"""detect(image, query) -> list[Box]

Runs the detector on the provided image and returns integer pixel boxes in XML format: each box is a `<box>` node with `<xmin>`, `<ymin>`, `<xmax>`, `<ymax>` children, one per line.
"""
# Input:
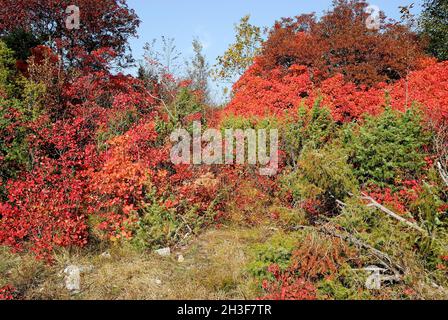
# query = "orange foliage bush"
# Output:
<box><xmin>224</xmin><ymin>59</ymin><xmax>448</xmax><ymax>125</ymax></box>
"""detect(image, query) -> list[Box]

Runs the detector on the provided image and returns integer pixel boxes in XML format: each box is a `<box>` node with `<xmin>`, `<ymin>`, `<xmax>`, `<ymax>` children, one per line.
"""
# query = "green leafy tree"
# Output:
<box><xmin>0</xmin><ymin>42</ymin><xmax>28</xmax><ymax>192</ymax></box>
<box><xmin>212</xmin><ymin>15</ymin><xmax>263</xmax><ymax>83</ymax></box>
<box><xmin>171</xmin><ymin>87</ymin><xmax>203</xmax><ymax>126</ymax></box>
<box><xmin>420</xmin><ymin>0</ymin><xmax>448</xmax><ymax>61</ymax></box>
<box><xmin>1</xmin><ymin>29</ymin><xmax>41</xmax><ymax>61</ymax></box>
<box><xmin>0</xmin><ymin>41</ymin><xmax>50</xmax><ymax>196</ymax></box>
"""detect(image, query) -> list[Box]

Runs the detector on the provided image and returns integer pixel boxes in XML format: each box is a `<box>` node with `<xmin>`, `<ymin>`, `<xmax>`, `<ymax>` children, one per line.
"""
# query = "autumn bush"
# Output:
<box><xmin>259</xmin><ymin>0</ymin><xmax>426</xmax><ymax>87</ymax></box>
<box><xmin>279</xmin><ymin>145</ymin><xmax>357</xmax><ymax>217</ymax></box>
<box><xmin>0</xmin><ymin>285</ymin><xmax>16</xmax><ymax>300</ymax></box>
<box><xmin>0</xmin><ymin>39</ymin><xmax>226</xmax><ymax>260</ymax></box>
<box><xmin>0</xmin><ymin>0</ymin><xmax>140</xmax><ymax>66</ymax></box>
<box><xmin>250</xmin><ymin>230</ymin><xmax>361</xmax><ymax>300</ymax></box>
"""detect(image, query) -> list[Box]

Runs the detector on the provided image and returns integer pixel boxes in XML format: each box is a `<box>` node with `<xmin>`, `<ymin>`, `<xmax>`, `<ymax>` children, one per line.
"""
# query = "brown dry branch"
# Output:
<box><xmin>317</xmin><ymin>223</ymin><xmax>404</xmax><ymax>276</ymax></box>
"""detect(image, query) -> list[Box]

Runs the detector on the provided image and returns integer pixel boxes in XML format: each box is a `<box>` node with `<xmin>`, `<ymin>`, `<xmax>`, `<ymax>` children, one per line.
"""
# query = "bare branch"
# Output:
<box><xmin>438</xmin><ymin>162</ymin><xmax>448</xmax><ymax>187</ymax></box>
<box><xmin>430</xmin><ymin>119</ymin><xmax>448</xmax><ymax>186</ymax></box>
<box><xmin>147</xmin><ymin>91</ymin><xmax>176</xmax><ymax>122</ymax></box>
<box><xmin>361</xmin><ymin>193</ymin><xmax>427</xmax><ymax>235</ymax></box>
<box><xmin>319</xmin><ymin>223</ymin><xmax>404</xmax><ymax>274</ymax></box>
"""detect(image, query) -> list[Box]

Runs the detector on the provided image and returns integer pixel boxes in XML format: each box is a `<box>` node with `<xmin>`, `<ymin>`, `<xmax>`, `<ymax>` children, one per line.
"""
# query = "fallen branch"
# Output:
<box><xmin>319</xmin><ymin>223</ymin><xmax>404</xmax><ymax>274</ymax></box>
<box><xmin>360</xmin><ymin>193</ymin><xmax>427</xmax><ymax>235</ymax></box>
<box><xmin>437</xmin><ymin>162</ymin><xmax>448</xmax><ymax>187</ymax></box>
<box><xmin>335</xmin><ymin>199</ymin><xmax>347</xmax><ymax>210</ymax></box>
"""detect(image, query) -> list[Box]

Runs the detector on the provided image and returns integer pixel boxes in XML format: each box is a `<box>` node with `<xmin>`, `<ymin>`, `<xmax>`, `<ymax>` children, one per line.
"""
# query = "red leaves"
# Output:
<box><xmin>301</xmin><ymin>199</ymin><xmax>324</xmax><ymax>217</ymax></box>
<box><xmin>222</xmin><ymin>4</ymin><xmax>447</xmax><ymax>126</ymax></box>
<box><xmin>0</xmin><ymin>45</ymin><xmax>226</xmax><ymax>255</ymax></box>
<box><xmin>88</xmin><ymin>120</ymin><xmax>159</xmax><ymax>238</ymax></box>
<box><xmin>0</xmin><ymin>46</ymin><xmax>160</xmax><ymax>259</ymax></box>
<box><xmin>259</xmin><ymin>264</ymin><xmax>317</xmax><ymax>301</ymax></box>
<box><xmin>258</xmin><ymin>1</ymin><xmax>426</xmax><ymax>86</ymax></box>
<box><xmin>0</xmin><ymin>0</ymin><xmax>139</xmax><ymax>65</ymax></box>
<box><xmin>0</xmin><ymin>162</ymin><xmax>90</xmax><ymax>260</ymax></box>
<box><xmin>224</xmin><ymin>60</ymin><xmax>448</xmax><ymax>126</ymax></box>
<box><xmin>224</xmin><ymin>61</ymin><xmax>313</xmax><ymax>118</ymax></box>
<box><xmin>259</xmin><ymin>235</ymin><xmax>357</xmax><ymax>300</ymax></box>
<box><xmin>389</xmin><ymin>61</ymin><xmax>448</xmax><ymax>126</ymax></box>
<box><xmin>0</xmin><ymin>285</ymin><xmax>16</xmax><ymax>300</ymax></box>
<box><xmin>30</xmin><ymin>46</ymin><xmax>59</xmax><ymax>65</ymax></box>
<box><xmin>365</xmin><ymin>180</ymin><xmax>422</xmax><ymax>216</ymax></box>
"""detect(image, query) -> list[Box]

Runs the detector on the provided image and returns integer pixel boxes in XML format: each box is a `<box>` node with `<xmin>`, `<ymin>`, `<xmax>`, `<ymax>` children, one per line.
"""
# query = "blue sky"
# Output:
<box><xmin>126</xmin><ymin>0</ymin><xmax>423</xmax><ymax>101</ymax></box>
<box><xmin>127</xmin><ymin>0</ymin><xmax>422</xmax><ymax>70</ymax></box>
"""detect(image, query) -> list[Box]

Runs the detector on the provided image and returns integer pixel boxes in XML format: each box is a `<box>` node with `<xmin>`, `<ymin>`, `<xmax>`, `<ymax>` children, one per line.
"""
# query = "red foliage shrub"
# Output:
<box><xmin>0</xmin><ymin>162</ymin><xmax>89</xmax><ymax>259</ymax></box>
<box><xmin>0</xmin><ymin>285</ymin><xmax>16</xmax><ymax>300</ymax></box>
<box><xmin>88</xmin><ymin>118</ymin><xmax>164</xmax><ymax>239</ymax></box>
<box><xmin>0</xmin><ymin>41</ymin><xmax>227</xmax><ymax>256</ymax></box>
<box><xmin>224</xmin><ymin>62</ymin><xmax>313</xmax><ymax>119</ymax></box>
<box><xmin>365</xmin><ymin>180</ymin><xmax>422</xmax><ymax>216</ymax></box>
<box><xmin>259</xmin><ymin>235</ymin><xmax>357</xmax><ymax>300</ymax></box>
<box><xmin>389</xmin><ymin>61</ymin><xmax>448</xmax><ymax>125</ymax></box>
<box><xmin>0</xmin><ymin>47</ymin><xmax>161</xmax><ymax>259</ymax></box>
<box><xmin>259</xmin><ymin>264</ymin><xmax>317</xmax><ymax>300</ymax></box>
<box><xmin>30</xmin><ymin>46</ymin><xmax>60</xmax><ymax>65</ymax></box>
<box><xmin>301</xmin><ymin>199</ymin><xmax>324</xmax><ymax>217</ymax></box>
<box><xmin>224</xmin><ymin>59</ymin><xmax>448</xmax><ymax>126</ymax></box>
<box><xmin>289</xmin><ymin>235</ymin><xmax>357</xmax><ymax>280</ymax></box>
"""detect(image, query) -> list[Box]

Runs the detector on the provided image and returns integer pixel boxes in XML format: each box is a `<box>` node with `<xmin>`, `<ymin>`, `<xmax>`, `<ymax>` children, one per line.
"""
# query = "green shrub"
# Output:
<box><xmin>0</xmin><ymin>97</ymin><xmax>36</xmax><ymax>195</ymax></box>
<box><xmin>279</xmin><ymin>142</ymin><xmax>358</xmax><ymax>214</ymax></box>
<box><xmin>220</xmin><ymin>114</ymin><xmax>279</xmax><ymax>132</ymax></box>
<box><xmin>247</xmin><ymin>232</ymin><xmax>300</xmax><ymax>280</ymax></box>
<box><xmin>317</xmin><ymin>266</ymin><xmax>372</xmax><ymax>300</ymax></box>
<box><xmin>129</xmin><ymin>188</ymin><xmax>185</xmax><ymax>251</ymax></box>
<box><xmin>131</xmin><ymin>187</ymin><xmax>221</xmax><ymax>251</ymax></box>
<box><xmin>410</xmin><ymin>183</ymin><xmax>447</xmax><ymax>268</ymax></box>
<box><xmin>131</xmin><ymin>201</ymin><xmax>179</xmax><ymax>251</ymax></box>
<box><xmin>0</xmin><ymin>41</ymin><xmax>49</xmax><ymax>195</ymax></box>
<box><xmin>333</xmin><ymin>195</ymin><xmax>448</xmax><ymax>291</ymax></box>
<box><xmin>283</xmin><ymin>101</ymin><xmax>336</xmax><ymax>167</ymax></box>
<box><xmin>334</xmin><ymin>197</ymin><xmax>417</xmax><ymax>253</ymax></box>
<box><xmin>344</xmin><ymin>106</ymin><xmax>430</xmax><ymax>188</ymax></box>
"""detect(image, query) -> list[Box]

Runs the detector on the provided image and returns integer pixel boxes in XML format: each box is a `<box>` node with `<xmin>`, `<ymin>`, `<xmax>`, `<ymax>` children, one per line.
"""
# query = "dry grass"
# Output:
<box><xmin>1</xmin><ymin>226</ymin><xmax>272</xmax><ymax>300</ymax></box>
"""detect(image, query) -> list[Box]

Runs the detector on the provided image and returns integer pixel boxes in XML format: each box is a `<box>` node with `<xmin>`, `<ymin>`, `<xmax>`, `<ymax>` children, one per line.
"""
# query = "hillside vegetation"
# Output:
<box><xmin>1</xmin><ymin>0</ymin><xmax>448</xmax><ymax>300</ymax></box>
